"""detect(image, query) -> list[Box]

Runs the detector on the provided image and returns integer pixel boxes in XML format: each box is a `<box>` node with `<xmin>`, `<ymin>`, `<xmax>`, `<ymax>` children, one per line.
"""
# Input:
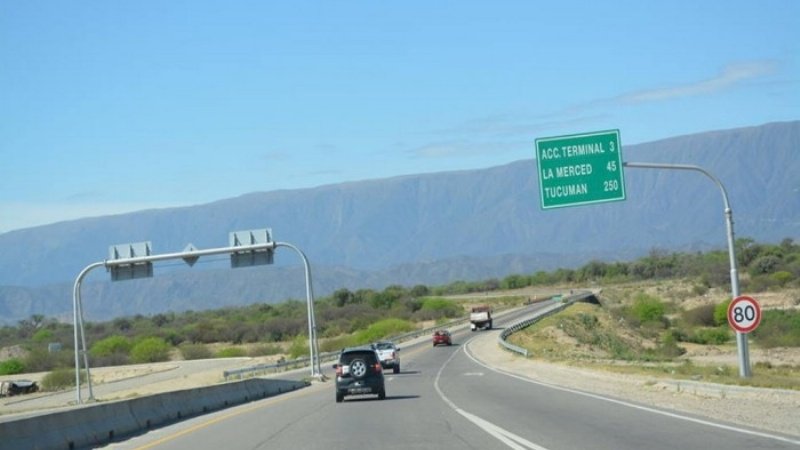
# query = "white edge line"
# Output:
<box><xmin>434</xmin><ymin>343</ymin><xmax>550</xmax><ymax>450</ymax></box>
<box><xmin>463</xmin><ymin>338</ymin><xmax>800</xmax><ymax>447</ymax></box>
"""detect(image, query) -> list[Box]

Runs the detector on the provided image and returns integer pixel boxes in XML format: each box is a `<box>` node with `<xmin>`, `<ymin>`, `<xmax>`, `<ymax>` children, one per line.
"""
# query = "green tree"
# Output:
<box><xmin>90</xmin><ymin>335</ymin><xmax>132</xmax><ymax>358</ymax></box>
<box><xmin>0</xmin><ymin>358</ymin><xmax>25</xmax><ymax>375</ymax></box>
<box><xmin>130</xmin><ymin>337</ymin><xmax>171</xmax><ymax>363</ymax></box>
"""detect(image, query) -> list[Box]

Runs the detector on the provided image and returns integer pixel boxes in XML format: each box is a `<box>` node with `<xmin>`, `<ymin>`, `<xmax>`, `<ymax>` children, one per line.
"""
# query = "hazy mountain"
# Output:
<box><xmin>1</xmin><ymin>121</ymin><xmax>797</xmax><ymax>323</ymax></box>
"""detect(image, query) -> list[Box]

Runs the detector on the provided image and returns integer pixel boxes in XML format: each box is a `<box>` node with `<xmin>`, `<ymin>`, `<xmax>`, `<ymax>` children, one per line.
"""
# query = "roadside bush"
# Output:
<box><xmin>0</xmin><ymin>358</ymin><xmax>25</xmax><ymax>375</ymax></box>
<box><xmin>319</xmin><ymin>334</ymin><xmax>358</xmax><ymax>353</ymax></box>
<box><xmin>22</xmin><ymin>347</ymin><xmax>73</xmax><ymax>372</ymax></box>
<box><xmin>353</xmin><ymin>318</ymin><xmax>415</xmax><ymax>344</ymax></box>
<box><xmin>688</xmin><ymin>327</ymin><xmax>731</xmax><ymax>345</ymax></box>
<box><xmin>215</xmin><ymin>347</ymin><xmax>247</xmax><ymax>358</ymax></box>
<box><xmin>771</xmin><ymin>271</ymin><xmax>794</xmax><ymax>287</ymax></box>
<box><xmin>682</xmin><ymin>304</ymin><xmax>716</xmax><ymax>327</ymax></box>
<box><xmin>713</xmin><ymin>300</ymin><xmax>731</xmax><ymax>326</ymax></box>
<box><xmin>179</xmin><ymin>343</ymin><xmax>212</xmax><ymax>360</ymax></box>
<box><xmin>691</xmin><ymin>284</ymin><xmax>709</xmax><ymax>296</ymax></box>
<box><xmin>412</xmin><ymin>298</ymin><xmax>462</xmax><ymax>321</ymax></box>
<box><xmin>630</xmin><ymin>293</ymin><xmax>666</xmax><ymax>324</ymax></box>
<box><xmin>247</xmin><ymin>344</ymin><xmax>283</xmax><ymax>357</ymax></box>
<box><xmin>31</xmin><ymin>329</ymin><xmax>54</xmax><ymax>343</ymax></box>
<box><xmin>655</xmin><ymin>331</ymin><xmax>686</xmax><ymax>358</ymax></box>
<box><xmin>753</xmin><ymin>309</ymin><xmax>800</xmax><ymax>348</ymax></box>
<box><xmin>40</xmin><ymin>367</ymin><xmax>85</xmax><ymax>391</ymax></box>
<box><xmin>287</xmin><ymin>335</ymin><xmax>309</xmax><ymax>360</ymax></box>
<box><xmin>90</xmin><ymin>335</ymin><xmax>132</xmax><ymax>366</ymax></box>
<box><xmin>130</xmin><ymin>337</ymin><xmax>171</xmax><ymax>363</ymax></box>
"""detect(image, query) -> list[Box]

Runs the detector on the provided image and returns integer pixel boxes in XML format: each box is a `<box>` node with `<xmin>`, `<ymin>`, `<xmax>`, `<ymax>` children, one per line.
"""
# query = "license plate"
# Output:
<box><xmin>349</xmin><ymin>387</ymin><xmax>371</xmax><ymax>394</ymax></box>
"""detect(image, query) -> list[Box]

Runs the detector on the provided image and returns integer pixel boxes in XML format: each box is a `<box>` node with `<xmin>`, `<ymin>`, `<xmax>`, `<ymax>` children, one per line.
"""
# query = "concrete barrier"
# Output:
<box><xmin>0</xmin><ymin>378</ymin><xmax>307</xmax><ymax>450</ymax></box>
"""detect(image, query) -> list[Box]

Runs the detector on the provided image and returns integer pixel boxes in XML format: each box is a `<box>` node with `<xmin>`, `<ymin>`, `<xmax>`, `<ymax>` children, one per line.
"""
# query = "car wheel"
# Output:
<box><xmin>336</xmin><ymin>392</ymin><xmax>343</xmax><ymax>403</ymax></box>
<box><xmin>378</xmin><ymin>388</ymin><xmax>386</xmax><ymax>400</ymax></box>
<box><xmin>350</xmin><ymin>359</ymin><xmax>368</xmax><ymax>378</ymax></box>
<box><xmin>393</xmin><ymin>365</ymin><xmax>400</xmax><ymax>374</ymax></box>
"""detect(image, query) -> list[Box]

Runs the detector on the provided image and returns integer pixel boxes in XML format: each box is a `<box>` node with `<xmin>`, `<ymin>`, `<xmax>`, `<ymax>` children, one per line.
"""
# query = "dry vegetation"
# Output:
<box><xmin>509</xmin><ymin>280</ymin><xmax>800</xmax><ymax>390</ymax></box>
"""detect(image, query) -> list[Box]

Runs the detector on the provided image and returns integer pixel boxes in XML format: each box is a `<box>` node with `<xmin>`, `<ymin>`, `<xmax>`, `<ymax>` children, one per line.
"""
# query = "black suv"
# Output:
<box><xmin>333</xmin><ymin>346</ymin><xmax>386</xmax><ymax>403</ymax></box>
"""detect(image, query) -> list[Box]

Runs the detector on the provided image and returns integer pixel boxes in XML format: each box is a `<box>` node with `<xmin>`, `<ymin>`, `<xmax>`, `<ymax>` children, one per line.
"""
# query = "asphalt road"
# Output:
<box><xmin>104</xmin><ymin>304</ymin><xmax>800</xmax><ymax>450</ymax></box>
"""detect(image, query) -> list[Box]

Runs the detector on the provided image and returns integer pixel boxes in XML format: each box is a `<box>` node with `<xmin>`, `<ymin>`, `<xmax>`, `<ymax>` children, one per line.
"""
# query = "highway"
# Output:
<box><xmin>106</xmin><ymin>304</ymin><xmax>799</xmax><ymax>450</ymax></box>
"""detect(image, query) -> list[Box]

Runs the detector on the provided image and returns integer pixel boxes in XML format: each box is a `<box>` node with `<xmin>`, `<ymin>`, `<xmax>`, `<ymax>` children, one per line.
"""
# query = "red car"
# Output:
<box><xmin>432</xmin><ymin>330</ymin><xmax>452</xmax><ymax>347</ymax></box>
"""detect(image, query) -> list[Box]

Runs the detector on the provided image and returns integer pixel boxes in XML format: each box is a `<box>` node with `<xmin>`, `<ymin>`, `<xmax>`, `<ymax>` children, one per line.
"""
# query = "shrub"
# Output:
<box><xmin>0</xmin><ymin>358</ymin><xmax>25</xmax><ymax>375</ymax></box>
<box><xmin>656</xmin><ymin>331</ymin><xmax>686</xmax><ymax>358</ymax></box>
<box><xmin>130</xmin><ymin>337</ymin><xmax>171</xmax><ymax>363</ymax></box>
<box><xmin>179</xmin><ymin>343</ymin><xmax>212</xmax><ymax>360</ymax></box>
<box><xmin>40</xmin><ymin>367</ymin><xmax>85</xmax><ymax>391</ymax></box>
<box><xmin>753</xmin><ymin>309</ymin><xmax>800</xmax><ymax>348</ymax></box>
<box><xmin>90</xmin><ymin>335</ymin><xmax>132</xmax><ymax>359</ymax></box>
<box><xmin>215</xmin><ymin>347</ymin><xmax>247</xmax><ymax>358</ymax></box>
<box><xmin>412</xmin><ymin>298</ymin><xmax>462</xmax><ymax>321</ymax></box>
<box><xmin>353</xmin><ymin>318</ymin><xmax>415</xmax><ymax>344</ymax></box>
<box><xmin>319</xmin><ymin>334</ymin><xmax>359</xmax><ymax>353</ymax></box>
<box><xmin>713</xmin><ymin>300</ymin><xmax>731</xmax><ymax>326</ymax></box>
<box><xmin>688</xmin><ymin>327</ymin><xmax>731</xmax><ymax>345</ymax></box>
<box><xmin>771</xmin><ymin>271</ymin><xmax>793</xmax><ymax>287</ymax></box>
<box><xmin>32</xmin><ymin>329</ymin><xmax>54</xmax><ymax>343</ymax></box>
<box><xmin>630</xmin><ymin>293</ymin><xmax>666</xmax><ymax>323</ymax></box>
<box><xmin>691</xmin><ymin>284</ymin><xmax>709</xmax><ymax>296</ymax></box>
<box><xmin>287</xmin><ymin>335</ymin><xmax>309</xmax><ymax>360</ymax></box>
<box><xmin>682</xmin><ymin>304</ymin><xmax>716</xmax><ymax>327</ymax></box>
<box><xmin>22</xmin><ymin>347</ymin><xmax>73</xmax><ymax>372</ymax></box>
<box><xmin>247</xmin><ymin>344</ymin><xmax>283</xmax><ymax>357</ymax></box>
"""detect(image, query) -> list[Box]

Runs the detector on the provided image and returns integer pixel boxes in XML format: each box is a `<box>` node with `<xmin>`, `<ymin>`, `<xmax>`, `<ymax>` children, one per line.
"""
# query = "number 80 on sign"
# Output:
<box><xmin>727</xmin><ymin>295</ymin><xmax>762</xmax><ymax>333</ymax></box>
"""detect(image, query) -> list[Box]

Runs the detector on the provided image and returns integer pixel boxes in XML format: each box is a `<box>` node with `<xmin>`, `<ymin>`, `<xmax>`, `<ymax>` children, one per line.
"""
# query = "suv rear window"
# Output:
<box><xmin>340</xmin><ymin>350</ymin><xmax>378</xmax><ymax>365</ymax></box>
<box><xmin>374</xmin><ymin>343</ymin><xmax>394</xmax><ymax>350</ymax></box>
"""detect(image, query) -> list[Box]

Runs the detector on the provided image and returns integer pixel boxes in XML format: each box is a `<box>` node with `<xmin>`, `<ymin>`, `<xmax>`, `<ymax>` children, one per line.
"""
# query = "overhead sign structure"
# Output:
<box><xmin>108</xmin><ymin>242</ymin><xmax>153</xmax><ymax>281</ymax></box>
<box><xmin>535</xmin><ymin>129</ymin><xmax>626</xmax><ymax>209</ymax></box>
<box><xmin>727</xmin><ymin>295</ymin><xmax>762</xmax><ymax>333</ymax></box>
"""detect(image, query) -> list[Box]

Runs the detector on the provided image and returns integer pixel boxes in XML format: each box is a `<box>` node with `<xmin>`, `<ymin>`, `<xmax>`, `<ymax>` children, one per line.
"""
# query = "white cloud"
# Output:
<box><xmin>619</xmin><ymin>61</ymin><xmax>778</xmax><ymax>103</ymax></box>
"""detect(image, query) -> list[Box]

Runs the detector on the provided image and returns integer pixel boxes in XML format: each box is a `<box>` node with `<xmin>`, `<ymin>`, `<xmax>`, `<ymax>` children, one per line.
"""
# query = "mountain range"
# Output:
<box><xmin>1</xmin><ymin>121</ymin><xmax>798</xmax><ymax>324</ymax></box>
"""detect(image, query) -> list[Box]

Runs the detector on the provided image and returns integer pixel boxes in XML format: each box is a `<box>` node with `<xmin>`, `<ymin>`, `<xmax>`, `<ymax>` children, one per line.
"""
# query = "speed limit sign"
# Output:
<box><xmin>727</xmin><ymin>295</ymin><xmax>762</xmax><ymax>333</ymax></box>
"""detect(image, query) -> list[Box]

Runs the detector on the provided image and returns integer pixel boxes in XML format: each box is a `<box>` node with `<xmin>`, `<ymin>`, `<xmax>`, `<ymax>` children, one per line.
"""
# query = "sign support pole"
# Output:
<box><xmin>72</xmin><ymin>238</ymin><xmax>323</xmax><ymax>404</ymax></box>
<box><xmin>624</xmin><ymin>162</ymin><xmax>751</xmax><ymax>378</ymax></box>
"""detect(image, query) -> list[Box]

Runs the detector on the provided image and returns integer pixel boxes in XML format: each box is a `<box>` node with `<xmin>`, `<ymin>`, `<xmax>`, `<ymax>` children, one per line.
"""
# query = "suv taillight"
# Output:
<box><xmin>335</xmin><ymin>365</ymin><xmax>343</xmax><ymax>376</ymax></box>
<box><xmin>374</xmin><ymin>362</ymin><xmax>382</xmax><ymax>373</ymax></box>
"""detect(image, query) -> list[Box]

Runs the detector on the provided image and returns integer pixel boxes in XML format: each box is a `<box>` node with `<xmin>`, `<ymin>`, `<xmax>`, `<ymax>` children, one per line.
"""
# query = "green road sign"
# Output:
<box><xmin>535</xmin><ymin>129</ymin><xmax>626</xmax><ymax>209</ymax></box>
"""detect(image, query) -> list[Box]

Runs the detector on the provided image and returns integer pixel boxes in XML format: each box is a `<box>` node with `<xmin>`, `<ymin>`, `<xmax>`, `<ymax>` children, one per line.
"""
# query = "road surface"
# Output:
<box><xmin>104</xmin><ymin>304</ymin><xmax>800</xmax><ymax>450</ymax></box>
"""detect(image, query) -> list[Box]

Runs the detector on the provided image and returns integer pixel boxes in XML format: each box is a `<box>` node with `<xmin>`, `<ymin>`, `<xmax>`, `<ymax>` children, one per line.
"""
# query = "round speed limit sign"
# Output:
<box><xmin>727</xmin><ymin>295</ymin><xmax>762</xmax><ymax>333</ymax></box>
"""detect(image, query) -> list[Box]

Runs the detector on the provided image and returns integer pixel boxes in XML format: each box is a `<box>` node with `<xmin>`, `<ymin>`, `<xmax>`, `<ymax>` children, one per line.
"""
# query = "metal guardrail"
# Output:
<box><xmin>223</xmin><ymin>304</ymin><xmax>523</xmax><ymax>380</ymax></box>
<box><xmin>498</xmin><ymin>291</ymin><xmax>596</xmax><ymax>357</ymax></box>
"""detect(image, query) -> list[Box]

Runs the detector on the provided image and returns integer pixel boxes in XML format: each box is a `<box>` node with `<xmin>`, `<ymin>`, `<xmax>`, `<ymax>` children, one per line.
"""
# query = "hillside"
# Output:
<box><xmin>0</xmin><ymin>121</ymin><xmax>798</xmax><ymax>323</ymax></box>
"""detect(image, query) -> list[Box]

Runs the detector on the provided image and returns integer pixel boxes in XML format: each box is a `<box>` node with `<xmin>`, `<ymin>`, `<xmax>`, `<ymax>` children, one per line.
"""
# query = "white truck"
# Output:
<box><xmin>470</xmin><ymin>306</ymin><xmax>493</xmax><ymax>331</ymax></box>
<box><xmin>372</xmin><ymin>341</ymin><xmax>400</xmax><ymax>374</ymax></box>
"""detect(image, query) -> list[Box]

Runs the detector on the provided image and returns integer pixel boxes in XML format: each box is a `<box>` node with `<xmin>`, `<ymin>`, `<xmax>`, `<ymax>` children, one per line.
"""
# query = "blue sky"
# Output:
<box><xmin>1</xmin><ymin>1</ymin><xmax>798</xmax><ymax>233</ymax></box>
